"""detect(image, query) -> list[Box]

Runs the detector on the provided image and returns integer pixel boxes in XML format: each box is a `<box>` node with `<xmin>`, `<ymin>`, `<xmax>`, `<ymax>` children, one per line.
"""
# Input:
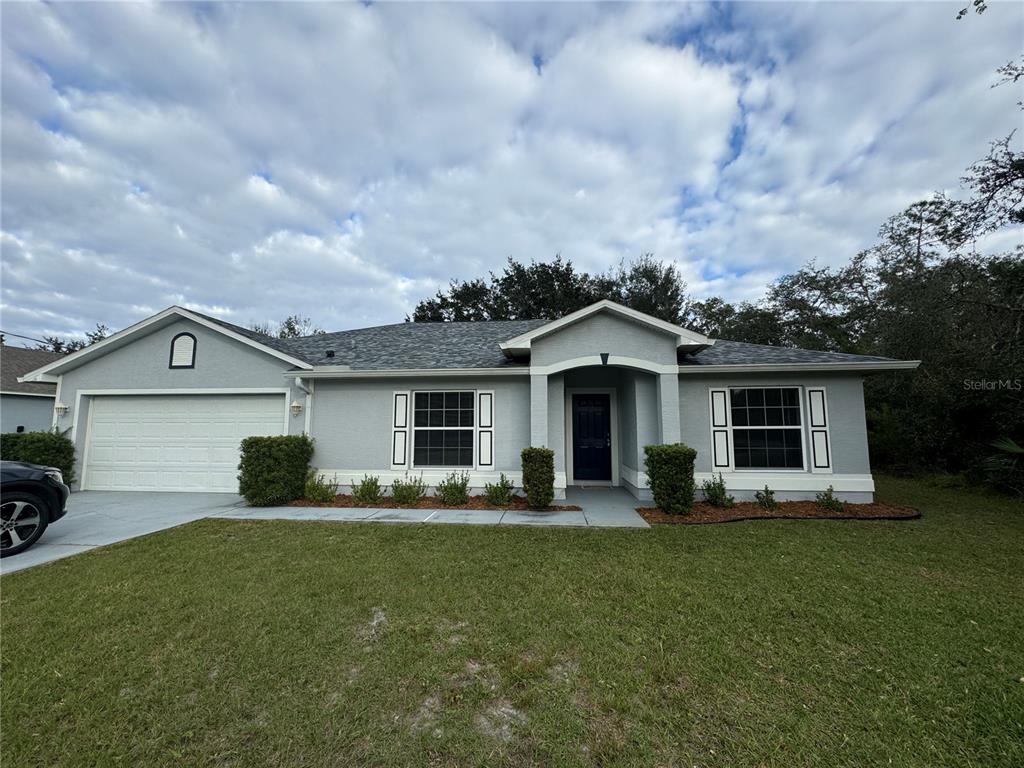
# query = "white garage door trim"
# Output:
<box><xmin>80</xmin><ymin>388</ymin><xmax>290</xmax><ymax>492</ymax></box>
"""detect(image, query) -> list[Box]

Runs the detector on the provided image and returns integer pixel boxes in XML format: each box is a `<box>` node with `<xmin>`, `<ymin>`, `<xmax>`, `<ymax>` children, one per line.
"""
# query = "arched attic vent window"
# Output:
<box><xmin>169</xmin><ymin>332</ymin><xmax>197</xmax><ymax>369</ymax></box>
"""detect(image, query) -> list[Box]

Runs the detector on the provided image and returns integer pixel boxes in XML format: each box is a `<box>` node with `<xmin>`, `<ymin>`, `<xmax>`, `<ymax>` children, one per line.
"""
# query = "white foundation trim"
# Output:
<box><xmin>623</xmin><ymin>470</ymin><xmax>875</xmax><ymax>493</ymax></box>
<box><xmin>314</xmin><ymin>469</ymin><xmax>568</xmax><ymax>490</ymax></box>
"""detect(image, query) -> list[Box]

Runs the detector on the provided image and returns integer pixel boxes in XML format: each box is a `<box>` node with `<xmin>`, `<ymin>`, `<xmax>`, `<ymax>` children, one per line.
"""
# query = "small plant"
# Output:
<box><xmin>701</xmin><ymin>473</ymin><xmax>735</xmax><ymax>508</ymax></box>
<box><xmin>436</xmin><ymin>471</ymin><xmax>471</xmax><ymax>506</ymax></box>
<box><xmin>483</xmin><ymin>473</ymin><xmax>515</xmax><ymax>506</ymax></box>
<box><xmin>644</xmin><ymin>444</ymin><xmax>697</xmax><ymax>515</ymax></box>
<box><xmin>391</xmin><ymin>473</ymin><xmax>428</xmax><ymax>506</ymax></box>
<box><xmin>815</xmin><ymin>485</ymin><xmax>845</xmax><ymax>513</ymax></box>
<box><xmin>352</xmin><ymin>474</ymin><xmax>384</xmax><ymax>505</ymax></box>
<box><xmin>304</xmin><ymin>470</ymin><xmax>337</xmax><ymax>504</ymax></box>
<box><xmin>521</xmin><ymin>447</ymin><xmax>555</xmax><ymax>508</ymax></box>
<box><xmin>755</xmin><ymin>485</ymin><xmax>778</xmax><ymax>511</ymax></box>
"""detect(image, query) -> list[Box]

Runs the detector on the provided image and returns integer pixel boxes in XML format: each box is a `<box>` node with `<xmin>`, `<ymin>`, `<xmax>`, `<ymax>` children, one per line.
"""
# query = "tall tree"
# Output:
<box><xmin>36</xmin><ymin>323</ymin><xmax>109</xmax><ymax>355</ymax></box>
<box><xmin>251</xmin><ymin>315</ymin><xmax>325</xmax><ymax>338</ymax></box>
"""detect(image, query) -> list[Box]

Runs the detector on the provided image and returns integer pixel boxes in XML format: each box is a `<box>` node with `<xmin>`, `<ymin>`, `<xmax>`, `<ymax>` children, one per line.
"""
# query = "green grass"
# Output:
<box><xmin>2</xmin><ymin>477</ymin><xmax>1022</xmax><ymax>767</ymax></box>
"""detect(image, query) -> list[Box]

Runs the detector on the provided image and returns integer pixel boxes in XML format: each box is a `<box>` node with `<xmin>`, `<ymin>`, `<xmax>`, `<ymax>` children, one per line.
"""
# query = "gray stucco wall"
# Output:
<box><xmin>309</xmin><ymin>376</ymin><xmax>531</xmax><ymax>473</ymax></box>
<box><xmin>678</xmin><ymin>373</ymin><xmax>871</xmax><ymax>475</ymax></box>
<box><xmin>54</xmin><ymin>319</ymin><xmax>304</xmax><ymax>484</ymax></box>
<box><xmin>1</xmin><ymin>395</ymin><xmax>55</xmax><ymax>434</ymax></box>
<box><xmin>531</xmin><ymin>312</ymin><xmax>678</xmax><ymax>367</ymax></box>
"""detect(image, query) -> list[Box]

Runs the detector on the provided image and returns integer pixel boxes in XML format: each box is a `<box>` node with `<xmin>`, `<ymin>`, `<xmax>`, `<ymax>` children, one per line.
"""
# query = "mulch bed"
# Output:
<box><xmin>637</xmin><ymin>500</ymin><xmax>920</xmax><ymax>525</ymax></box>
<box><xmin>291</xmin><ymin>494</ymin><xmax>582</xmax><ymax>512</ymax></box>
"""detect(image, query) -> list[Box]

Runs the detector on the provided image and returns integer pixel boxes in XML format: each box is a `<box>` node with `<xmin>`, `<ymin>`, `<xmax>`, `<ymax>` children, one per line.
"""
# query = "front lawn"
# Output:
<box><xmin>2</xmin><ymin>477</ymin><xmax>1022</xmax><ymax>767</ymax></box>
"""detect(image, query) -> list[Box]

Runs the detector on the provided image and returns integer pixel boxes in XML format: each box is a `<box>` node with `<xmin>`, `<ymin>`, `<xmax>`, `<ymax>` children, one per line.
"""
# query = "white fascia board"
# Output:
<box><xmin>0</xmin><ymin>390</ymin><xmax>56</xmax><ymax>398</ymax></box>
<box><xmin>289</xmin><ymin>367</ymin><xmax>531</xmax><ymax>379</ymax></box>
<box><xmin>14</xmin><ymin>373</ymin><xmax>59</xmax><ymax>384</ymax></box>
<box><xmin>499</xmin><ymin>300</ymin><xmax>712</xmax><ymax>353</ymax></box>
<box><xmin>677</xmin><ymin>360</ymin><xmax>921</xmax><ymax>374</ymax></box>
<box><xmin>18</xmin><ymin>306</ymin><xmax>312</xmax><ymax>382</ymax></box>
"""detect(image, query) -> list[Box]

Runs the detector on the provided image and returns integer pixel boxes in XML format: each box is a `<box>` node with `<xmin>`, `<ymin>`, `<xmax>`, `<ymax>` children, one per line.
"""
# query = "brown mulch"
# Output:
<box><xmin>291</xmin><ymin>494</ymin><xmax>582</xmax><ymax>512</ymax></box>
<box><xmin>637</xmin><ymin>500</ymin><xmax>920</xmax><ymax>525</ymax></box>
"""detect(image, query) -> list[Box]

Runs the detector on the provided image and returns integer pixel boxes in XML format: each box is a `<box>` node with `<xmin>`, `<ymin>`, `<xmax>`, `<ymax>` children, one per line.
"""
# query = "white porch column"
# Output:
<box><xmin>657</xmin><ymin>372</ymin><xmax>681</xmax><ymax>444</ymax></box>
<box><xmin>530</xmin><ymin>373</ymin><xmax>548</xmax><ymax>446</ymax></box>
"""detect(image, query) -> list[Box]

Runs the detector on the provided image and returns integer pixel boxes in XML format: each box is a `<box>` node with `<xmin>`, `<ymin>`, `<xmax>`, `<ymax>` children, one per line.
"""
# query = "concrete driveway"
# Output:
<box><xmin>0</xmin><ymin>491</ymin><xmax>243</xmax><ymax>575</ymax></box>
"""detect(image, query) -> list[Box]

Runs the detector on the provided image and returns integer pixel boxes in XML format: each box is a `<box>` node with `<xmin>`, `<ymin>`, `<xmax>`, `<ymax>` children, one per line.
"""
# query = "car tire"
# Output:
<box><xmin>0</xmin><ymin>491</ymin><xmax>50</xmax><ymax>558</ymax></box>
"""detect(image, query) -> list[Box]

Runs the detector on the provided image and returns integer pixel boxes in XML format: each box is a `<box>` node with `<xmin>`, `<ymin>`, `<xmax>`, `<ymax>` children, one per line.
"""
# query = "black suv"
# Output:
<box><xmin>1</xmin><ymin>460</ymin><xmax>70</xmax><ymax>557</ymax></box>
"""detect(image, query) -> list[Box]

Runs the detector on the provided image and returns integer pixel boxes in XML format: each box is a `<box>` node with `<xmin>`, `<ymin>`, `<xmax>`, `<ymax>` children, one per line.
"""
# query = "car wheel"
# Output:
<box><xmin>0</xmin><ymin>492</ymin><xmax>49</xmax><ymax>557</ymax></box>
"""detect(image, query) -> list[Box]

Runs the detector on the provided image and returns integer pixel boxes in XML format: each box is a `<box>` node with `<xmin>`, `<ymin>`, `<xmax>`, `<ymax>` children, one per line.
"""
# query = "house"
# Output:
<box><xmin>1</xmin><ymin>344</ymin><xmax>60</xmax><ymax>434</ymax></box>
<box><xmin>18</xmin><ymin>301</ymin><xmax>919</xmax><ymax>501</ymax></box>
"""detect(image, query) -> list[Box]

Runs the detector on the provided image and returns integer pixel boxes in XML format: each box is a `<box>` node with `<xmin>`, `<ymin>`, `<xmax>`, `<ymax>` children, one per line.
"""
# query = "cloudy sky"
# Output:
<box><xmin>1</xmin><ymin>1</ymin><xmax>1021</xmax><ymax>343</ymax></box>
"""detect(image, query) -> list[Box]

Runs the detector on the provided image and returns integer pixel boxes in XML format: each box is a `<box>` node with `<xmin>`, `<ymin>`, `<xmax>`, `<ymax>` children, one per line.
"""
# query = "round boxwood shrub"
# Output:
<box><xmin>521</xmin><ymin>447</ymin><xmax>555</xmax><ymax>509</ymax></box>
<box><xmin>644</xmin><ymin>443</ymin><xmax>697</xmax><ymax>515</ymax></box>
<box><xmin>238</xmin><ymin>435</ymin><xmax>314</xmax><ymax>506</ymax></box>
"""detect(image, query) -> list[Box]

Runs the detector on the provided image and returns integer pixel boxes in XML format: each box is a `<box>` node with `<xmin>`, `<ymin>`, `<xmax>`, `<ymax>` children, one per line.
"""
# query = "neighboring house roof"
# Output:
<box><xmin>1</xmin><ymin>345</ymin><xmax>60</xmax><ymax>395</ymax></box>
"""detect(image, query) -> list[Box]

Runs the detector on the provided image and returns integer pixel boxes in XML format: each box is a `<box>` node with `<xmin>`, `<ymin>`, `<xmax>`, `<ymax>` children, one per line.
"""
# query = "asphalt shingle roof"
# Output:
<box><xmin>195</xmin><ymin>311</ymin><xmax>903</xmax><ymax>370</ymax></box>
<box><xmin>1</xmin><ymin>345</ymin><xmax>60</xmax><ymax>395</ymax></box>
<box><xmin>284</xmin><ymin>320</ymin><xmax>546</xmax><ymax>369</ymax></box>
<box><xmin>680</xmin><ymin>339</ymin><xmax>902</xmax><ymax>366</ymax></box>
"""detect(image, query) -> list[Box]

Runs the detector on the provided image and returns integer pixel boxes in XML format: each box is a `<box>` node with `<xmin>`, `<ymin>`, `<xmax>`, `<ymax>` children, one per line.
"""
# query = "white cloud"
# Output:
<box><xmin>0</xmin><ymin>1</ymin><xmax>1020</xmax><ymax>342</ymax></box>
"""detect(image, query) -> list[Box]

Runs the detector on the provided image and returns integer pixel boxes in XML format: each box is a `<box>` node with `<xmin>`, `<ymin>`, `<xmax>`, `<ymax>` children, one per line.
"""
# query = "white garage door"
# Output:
<box><xmin>84</xmin><ymin>394</ymin><xmax>286</xmax><ymax>492</ymax></box>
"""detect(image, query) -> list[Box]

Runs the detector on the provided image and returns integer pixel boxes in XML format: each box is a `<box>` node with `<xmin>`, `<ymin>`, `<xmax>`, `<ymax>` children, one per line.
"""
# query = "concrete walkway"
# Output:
<box><xmin>212</xmin><ymin>486</ymin><xmax>648</xmax><ymax>529</ymax></box>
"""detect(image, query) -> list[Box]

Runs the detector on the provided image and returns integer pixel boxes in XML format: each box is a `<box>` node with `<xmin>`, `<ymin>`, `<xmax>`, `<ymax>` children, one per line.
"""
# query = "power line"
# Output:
<box><xmin>0</xmin><ymin>330</ymin><xmax>50</xmax><ymax>345</ymax></box>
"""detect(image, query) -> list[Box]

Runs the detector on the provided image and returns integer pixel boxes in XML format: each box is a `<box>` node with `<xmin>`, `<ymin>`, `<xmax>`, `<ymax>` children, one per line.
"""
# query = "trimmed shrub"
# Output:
<box><xmin>352</xmin><ymin>474</ymin><xmax>384</xmax><ymax>505</ymax></box>
<box><xmin>0</xmin><ymin>430</ymin><xmax>76</xmax><ymax>483</ymax></box>
<box><xmin>701</xmin><ymin>473</ymin><xmax>735</xmax><ymax>508</ymax></box>
<box><xmin>643</xmin><ymin>443</ymin><xmax>697</xmax><ymax>515</ymax></box>
<box><xmin>304</xmin><ymin>470</ymin><xmax>337</xmax><ymax>504</ymax></box>
<box><xmin>754</xmin><ymin>485</ymin><xmax>778</xmax><ymax>511</ymax></box>
<box><xmin>436</xmin><ymin>471</ymin><xmax>470</xmax><ymax>506</ymax></box>
<box><xmin>483</xmin><ymin>473</ymin><xmax>515</xmax><ymax>507</ymax></box>
<box><xmin>815</xmin><ymin>485</ymin><xmax>845</xmax><ymax>513</ymax></box>
<box><xmin>521</xmin><ymin>447</ymin><xmax>555</xmax><ymax>508</ymax></box>
<box><xmin>391</xmin><ymin>474</ymin><xmax>428</xmax><ymax>506</ymax></box>
<box><xmin>238</xmin><ymin>435</ymin><xmax>314</xmax><ymax>506</ymax></box>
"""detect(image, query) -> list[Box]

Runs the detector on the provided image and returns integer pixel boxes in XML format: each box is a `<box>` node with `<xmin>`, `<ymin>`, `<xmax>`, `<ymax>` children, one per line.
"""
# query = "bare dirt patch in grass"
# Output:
<box><xmin>637</xmin><ymin>500</ymin><xmax>920</xmax><ymax>525</ymax></box>
<box><xmin>474</xmin><ymin>699</ymin><xmax>526</xmax><ymax>742</ymax></box>
<box><xmin>292</xmin><ymin>494</ymin><xmax>581</xmax><ymax>512</ymax></box>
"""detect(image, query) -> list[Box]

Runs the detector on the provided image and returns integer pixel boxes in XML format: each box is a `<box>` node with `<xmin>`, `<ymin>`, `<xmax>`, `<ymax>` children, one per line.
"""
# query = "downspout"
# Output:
<box><xmin>295</xmin><ymin>376</ymin><xmax>313</xmax><ymax>436</ymax></box>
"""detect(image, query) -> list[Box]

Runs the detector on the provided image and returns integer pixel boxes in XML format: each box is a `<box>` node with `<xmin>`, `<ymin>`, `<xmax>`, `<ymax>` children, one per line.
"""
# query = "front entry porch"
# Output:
<box><xmin>530</xmin><ymin>363</ymin><xmax>676</xmax><ymax>500</ymax></box>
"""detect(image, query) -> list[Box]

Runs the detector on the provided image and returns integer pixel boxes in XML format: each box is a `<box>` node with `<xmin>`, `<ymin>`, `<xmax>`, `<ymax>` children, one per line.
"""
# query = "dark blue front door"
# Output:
<box><xmin>572</xmin><ymin>394</ymin><xmax>611</xmax><ymax>481</ymax></box>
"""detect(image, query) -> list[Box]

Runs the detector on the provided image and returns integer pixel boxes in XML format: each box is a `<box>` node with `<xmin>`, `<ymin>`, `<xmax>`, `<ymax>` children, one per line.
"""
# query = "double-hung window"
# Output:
<box><xmin>412</xmin><ymin>391</ymin><xmax>475</xmax><ymax>467</ymax></box>
<box><xmin>730</xmin><ymin>387</ymin><xmax>804</xmax><ymax>469</ymax></box>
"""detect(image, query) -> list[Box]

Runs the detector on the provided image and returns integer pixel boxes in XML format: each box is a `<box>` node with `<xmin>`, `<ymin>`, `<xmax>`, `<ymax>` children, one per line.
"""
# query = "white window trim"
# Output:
<box><xmin>409</xmin><ymin>389</ymin><xmax>478</xmax><ymax>471</ymax></box>
<box><xmin>724</xmin><ymin>385</ymin><xmax>809</xmax><ymax>473</ymax></box>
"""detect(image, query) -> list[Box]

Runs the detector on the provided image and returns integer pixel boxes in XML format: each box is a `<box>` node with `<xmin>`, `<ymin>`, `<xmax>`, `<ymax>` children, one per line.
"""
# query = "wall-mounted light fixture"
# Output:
<box><xmin>54</xmin><ymin>402</ymin><xmax>69</xmax><ymax>417</ymax></box>
<box><xmin>290</xmin><ymin>399</ymin><xmax>304</xmax><ymax>417</ymax></box>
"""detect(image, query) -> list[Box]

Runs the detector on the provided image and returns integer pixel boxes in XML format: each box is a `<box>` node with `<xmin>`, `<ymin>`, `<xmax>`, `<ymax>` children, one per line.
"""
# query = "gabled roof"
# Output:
<box><xmin>19</xmin><ymin>306</ymin><xmax>313</xmax><ymax>382</ymax></box>
<box><xmin>499</xmin><ymin>300</ymin><xmax>712</xmax><ymax>356</ymax></box>
<box><xmin>1</xmin><ymin>345</ymin><xmax>59</xmax><ymax>395</ymax></box>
